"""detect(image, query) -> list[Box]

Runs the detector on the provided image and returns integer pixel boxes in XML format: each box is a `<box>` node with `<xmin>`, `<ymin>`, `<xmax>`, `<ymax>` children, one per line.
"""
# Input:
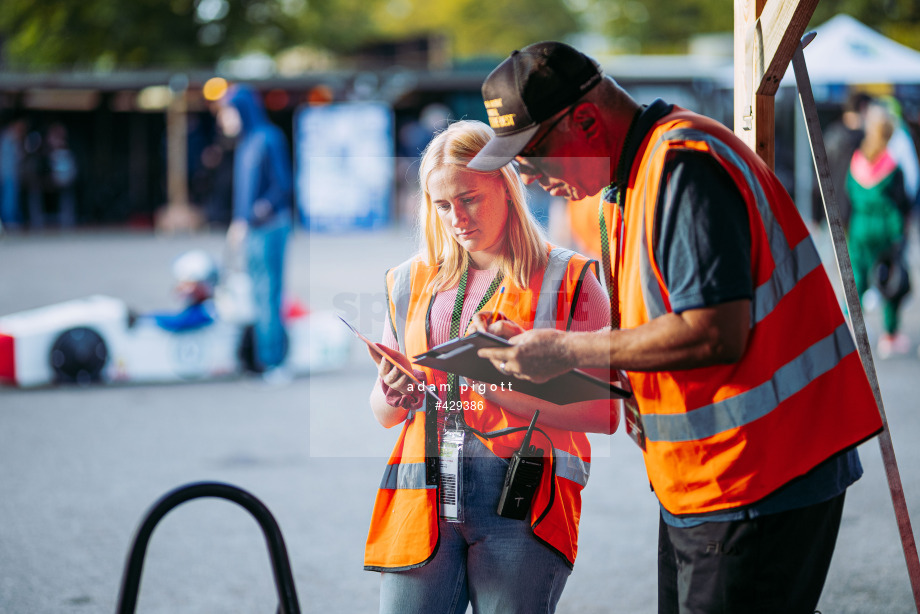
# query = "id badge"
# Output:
<box><xmin>618</xmin><ymin>370</ymin><xmax>646</xmax><ymax>450</ymax></box>
<box><xmin>439</xmin><ymin>429</ymin><xmax>465</xmax><ymax>522</ymax></box>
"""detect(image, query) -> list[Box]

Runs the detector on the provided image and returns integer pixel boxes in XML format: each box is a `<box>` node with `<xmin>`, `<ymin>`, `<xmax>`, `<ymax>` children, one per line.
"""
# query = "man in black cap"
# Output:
<box><xmin>471</xmin><ymin>41</ymin><xmax>882</xmax><ymax>614</ymax></box>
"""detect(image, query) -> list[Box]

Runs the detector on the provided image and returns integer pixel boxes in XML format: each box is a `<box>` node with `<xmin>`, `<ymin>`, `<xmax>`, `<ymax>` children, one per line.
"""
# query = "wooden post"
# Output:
<box><xmin>733</xmin><ymin>0</ymin><xmax>819</xmax><ymax>167</ymax></box>
<box><xmin>155</xmin><ymin>74</ymin><xmax>204</xmax><ymax>233</ymax></box>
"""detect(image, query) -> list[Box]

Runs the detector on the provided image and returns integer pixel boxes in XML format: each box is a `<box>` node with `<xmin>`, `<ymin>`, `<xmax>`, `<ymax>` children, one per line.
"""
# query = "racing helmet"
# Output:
<box><xmin>172</xmin><ymin>250</ymin><xmax>219</xmax><ymax>301</ymax></box>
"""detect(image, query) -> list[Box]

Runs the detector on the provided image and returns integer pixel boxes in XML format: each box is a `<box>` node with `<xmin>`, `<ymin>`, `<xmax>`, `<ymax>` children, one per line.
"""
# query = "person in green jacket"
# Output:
<box><xmin>846</xmin><ymin>101</ymin><xmax>912</xmax><ymax>358</ymax></box>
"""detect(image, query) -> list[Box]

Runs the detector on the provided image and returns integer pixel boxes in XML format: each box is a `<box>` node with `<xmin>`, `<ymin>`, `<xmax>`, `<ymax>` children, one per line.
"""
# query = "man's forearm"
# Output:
<box><xmin>564</xmin><ymin>300</ymin><xmax>750</xmax><ymax>373</ymax></box>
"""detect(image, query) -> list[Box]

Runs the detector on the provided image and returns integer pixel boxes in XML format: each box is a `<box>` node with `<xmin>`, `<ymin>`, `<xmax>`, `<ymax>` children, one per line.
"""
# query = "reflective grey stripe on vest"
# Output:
<box><xmin>642</xmin><ymin>322</ymin><xmax>856</xmax><ymax>442</ymax></box>
<box><xmin>534</xmin><ymin>247</ymin><xmax>577</xmax><ymax>330</ymax></box>
<box><xmin>379</xmin><ymin>461</ymin><xmax>436</xmax><ymax>490</ymax></box>
<box><xmin>554</xmin><ymin>448</ymin><xmax>590</xmax><ymax>486</ymax></box>
<box><xmin>642</xmin><ymin>128</ymin><xmax>824</xmax><ymax>326</ymax></box>
<box><xmin>639</xmin><ymin>215</ymin><xmax>669</xmax><ymax>319</ymax></box>
<box><xmin>635</xmin><ymin>138</ymin><xmax>670</xmax><ymax>319</ymax></box>
<box><xmin>388</xmin><ymin>260</ymin><xmax>414</xmax><ymax>355</ymax></box>
<box><xmin>379</xmin><ymin>450</ymin><xmax>589</xmax><ymax>488</ymax></box>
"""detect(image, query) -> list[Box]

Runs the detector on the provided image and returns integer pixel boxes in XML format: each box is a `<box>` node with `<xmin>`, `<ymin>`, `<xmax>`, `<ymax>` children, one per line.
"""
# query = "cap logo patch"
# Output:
<box><xmin>487</xmin><ymin>110</ymin><xmax>516</xmax><ymax>129</ymax></box>
<box><xmin>484</xmin><ymin>97</ymin><xmax>517</xmax><ymax>129</ymax></box>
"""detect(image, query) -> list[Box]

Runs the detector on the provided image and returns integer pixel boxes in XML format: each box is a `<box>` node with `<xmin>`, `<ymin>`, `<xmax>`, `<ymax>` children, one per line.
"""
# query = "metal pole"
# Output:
<box><xmin>793</xmin><ymin>32</ymin><xmax>920</xmax><ymax>612</ymax></box>
<box><xmin>115</xmin><ymin>481</ymin><xmax>301</xmax><ymax>614</ymax></box>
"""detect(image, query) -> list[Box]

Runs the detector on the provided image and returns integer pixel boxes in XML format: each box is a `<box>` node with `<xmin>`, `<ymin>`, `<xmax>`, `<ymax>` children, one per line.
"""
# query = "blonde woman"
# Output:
<box><xmin>363</xmin><ymin>120</ymin><xmax>617</xmax><ymax>614</ymax></box>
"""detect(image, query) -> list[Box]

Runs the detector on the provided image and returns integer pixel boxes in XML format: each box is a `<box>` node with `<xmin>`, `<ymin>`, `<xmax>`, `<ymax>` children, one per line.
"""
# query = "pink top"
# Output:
<box><xmin>850</xmin><ymin>149</ymin><xmax>898</xmax><ymax>188</ymax></box>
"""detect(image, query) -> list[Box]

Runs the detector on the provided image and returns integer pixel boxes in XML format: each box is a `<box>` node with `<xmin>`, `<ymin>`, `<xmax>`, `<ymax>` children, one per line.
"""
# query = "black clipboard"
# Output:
<box><xmin>413</xmin><ymin>331</ymin><xmax>631</xmax><ymax>405</ymax></box>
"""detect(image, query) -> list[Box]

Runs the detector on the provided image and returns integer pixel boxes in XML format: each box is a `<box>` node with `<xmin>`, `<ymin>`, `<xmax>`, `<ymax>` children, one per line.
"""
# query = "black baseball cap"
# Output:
<box><xmin>468</xmin><ymin>41</ymin><xmax>603</xmax><ymax>171</ymax></box>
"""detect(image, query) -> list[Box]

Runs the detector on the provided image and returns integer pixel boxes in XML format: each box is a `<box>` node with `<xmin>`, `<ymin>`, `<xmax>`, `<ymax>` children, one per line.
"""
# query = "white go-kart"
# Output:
<box><xmin>0</xmin><ymin>251</ymin><xmax>350</xmax><ymax>388</ymax></box>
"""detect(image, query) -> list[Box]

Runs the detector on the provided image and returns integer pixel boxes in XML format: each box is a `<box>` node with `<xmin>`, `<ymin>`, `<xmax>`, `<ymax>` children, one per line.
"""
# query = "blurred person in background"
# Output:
<box><xmin>550</xmin><ymin>194</ymin><xmax>608</xmax><ymax>261</ymax></box>
<box><xmin>43</xmin><ymin>122</ymin><xmax>78</xmax><ymax>229</ymax></box>
<box><xmin>0</xmin><ymin>117</ymin><xmax>27</xmax><ymax>233</ymax></box>
<box><xmin>192</xmin><ymin>141</ymin><xmax>234</xmax><ymax>228</ymax></box>
<box><xmin>811</xmin><ymin>91</ymin><xmax>873</xmax><ymax>230</ymax></box>
<box><xmin>217</xmin><ymin>85</ymin><xmax>293</xmax><ymax>383</ymax></box>
<box><xmin>21</xmin><ymin>124</ymin><xmax>44</xmax><ymax>230</ymax></box>
<box><xmin>846</xmin><ymin>101</ymin><xmax>913</xmax><ymax>358</ymax></box>
<box><xmin>881</xmin><ymin>96</ymin><xmax>920</xmax><ymax>210</ymax></box>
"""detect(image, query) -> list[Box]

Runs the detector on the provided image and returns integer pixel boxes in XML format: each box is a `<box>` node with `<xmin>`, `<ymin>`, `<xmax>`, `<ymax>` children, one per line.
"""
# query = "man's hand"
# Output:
<box><xmin>478</xmin><ymin>328</ymin><xmax>574</xmax><ymax>383</ymax></box>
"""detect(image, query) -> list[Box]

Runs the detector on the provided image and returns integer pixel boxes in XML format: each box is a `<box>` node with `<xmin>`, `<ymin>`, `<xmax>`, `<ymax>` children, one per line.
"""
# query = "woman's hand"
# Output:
<box><xmin>368</xmin><ymin>344</ymin><xmax>424</xmax><ymax>408</ymax></box>
<box><xmin>469</xmin><ymin>312</ymin><xmax>524</xmax><ymax>339</ymax></box>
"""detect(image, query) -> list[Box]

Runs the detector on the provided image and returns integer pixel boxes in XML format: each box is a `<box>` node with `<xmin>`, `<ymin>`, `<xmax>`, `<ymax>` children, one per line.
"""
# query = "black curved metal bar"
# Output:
<box><xmin>114</xmin><ymin>481</ymin><xmax>301</xmax><ymax>614</ymax></box>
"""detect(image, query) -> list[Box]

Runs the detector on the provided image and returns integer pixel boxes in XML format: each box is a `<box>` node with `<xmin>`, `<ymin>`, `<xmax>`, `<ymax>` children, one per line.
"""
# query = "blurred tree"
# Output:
<box><xmin>1</xmin><ymin>0</ymin><xmax>918</xmax><ymax>70</ymax></box>
<box><xmin>0</xmin><ymin>0</ymin><xmax>576</xmax><ymax>70</ymax></box>
<box><xmin>367</xmin><ymin>0</ymin><xmax>579</xmax><ymax>58</ymax></box>
<box><xmin>0</xmin><ymin>0</ymin><xmax>319</xmax><ymax>69</ymax></box>
<box><xmin>812</xmin><ymin>0</ymin><xmax>920</xmax><ymax>51</ymax></box>
<box><xmin>583</xmin><ymin>0</ymin><xmax>732</xmax><ymax>54</ymax></box>
<box><xmin>578</xmin><ymin>0</ymin><xmax>920</xmax><ymax>55</ymax></box>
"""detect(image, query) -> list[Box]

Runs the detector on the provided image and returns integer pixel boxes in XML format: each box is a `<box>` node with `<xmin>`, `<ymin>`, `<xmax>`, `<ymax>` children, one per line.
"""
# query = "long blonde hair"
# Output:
<box><xmin>417</xmin><ymin>120</ymin><xmax>547</xmax><ymax>292</ymax></box>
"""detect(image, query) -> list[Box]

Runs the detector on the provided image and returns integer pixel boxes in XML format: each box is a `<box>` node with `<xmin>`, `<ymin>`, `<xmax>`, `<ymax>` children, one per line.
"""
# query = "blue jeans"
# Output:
<box><xmin>246</xmin><ymin>212</ymin><xmax>290</xmax><ymax>370</ymax></box>
<box><xmin>379</xmin><ymin>434</ymin><xmax>571</xmax><ymax>614</ymax></box>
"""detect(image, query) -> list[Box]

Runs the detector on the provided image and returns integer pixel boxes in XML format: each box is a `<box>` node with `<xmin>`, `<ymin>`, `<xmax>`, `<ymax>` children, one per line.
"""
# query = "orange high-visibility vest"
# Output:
<box><xmin>364</xmin><ymin>245</ymin><xmax>608</xmax><ymax>570</ymax></box>
<box><xmin>616</xmin><ymin>107</ymin><xmax>882</xmax><ymax>515</ymax></box>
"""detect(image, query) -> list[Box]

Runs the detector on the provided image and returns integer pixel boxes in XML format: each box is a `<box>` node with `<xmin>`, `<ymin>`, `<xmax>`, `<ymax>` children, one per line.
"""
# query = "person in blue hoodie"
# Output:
<box><xmin>218</xmin><ymin>85</ymin><xmax>293</xmax><ymax>382</ymax></box>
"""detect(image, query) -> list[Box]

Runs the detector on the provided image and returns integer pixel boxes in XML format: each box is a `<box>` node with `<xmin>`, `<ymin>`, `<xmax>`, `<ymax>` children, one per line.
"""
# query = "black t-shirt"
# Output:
<box><xmin>653</xmin><ymin>150</ymin><xmax>753</xmax><ymax>312</ymax></box>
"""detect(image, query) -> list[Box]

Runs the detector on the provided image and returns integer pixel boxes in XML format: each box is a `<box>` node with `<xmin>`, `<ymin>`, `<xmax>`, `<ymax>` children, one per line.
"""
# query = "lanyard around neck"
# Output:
<box><xmin>599</xmin><ymin>196</ymin><xmax>623</xmax><ymax>329</ymax></box>
<box><xmin>446</xmin><ymin>259</ymin><xmax>504</xmax><ymax>407</ymax></box>
<box><xmin>598</xmin><ymin>108</ymin><xmax>642</xmax><ymax>331</ymax></box>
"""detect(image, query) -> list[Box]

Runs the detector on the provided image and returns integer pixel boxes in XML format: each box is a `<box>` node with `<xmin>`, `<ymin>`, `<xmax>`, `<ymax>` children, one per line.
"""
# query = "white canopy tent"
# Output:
<box><xmin>782</xmin><ymin>14</ymin><xmax>920</xmax><ymax>87</ymax></box>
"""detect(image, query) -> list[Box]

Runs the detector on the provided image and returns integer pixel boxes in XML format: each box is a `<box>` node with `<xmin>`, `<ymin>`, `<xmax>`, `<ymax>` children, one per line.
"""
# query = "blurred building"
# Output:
<box><xmin>0</xmin><ymin>45</ymin><xmax>739</xmax><ymax>229</ymax></box>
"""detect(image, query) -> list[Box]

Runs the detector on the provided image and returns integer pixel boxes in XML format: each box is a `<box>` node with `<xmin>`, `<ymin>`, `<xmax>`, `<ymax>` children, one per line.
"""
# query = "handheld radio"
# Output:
<box><xmin>497</xmin><ymin>410</ymin><xmax>544</xmax><ymax>520</ymax></box>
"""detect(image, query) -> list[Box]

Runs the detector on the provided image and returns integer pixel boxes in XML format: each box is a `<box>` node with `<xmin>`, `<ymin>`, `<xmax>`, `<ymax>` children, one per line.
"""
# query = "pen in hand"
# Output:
<box><xmin>488</xmin><ymin>286</ymin><xmax>506</xmax><ymax>328</ymax></box>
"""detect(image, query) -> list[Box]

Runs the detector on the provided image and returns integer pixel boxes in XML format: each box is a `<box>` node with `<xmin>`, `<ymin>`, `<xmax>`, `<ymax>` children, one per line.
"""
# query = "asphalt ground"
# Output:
<box><xmin>1</xmin><ymin>226</ymin><xmax>919</xmax><ymax>613</ymax></box>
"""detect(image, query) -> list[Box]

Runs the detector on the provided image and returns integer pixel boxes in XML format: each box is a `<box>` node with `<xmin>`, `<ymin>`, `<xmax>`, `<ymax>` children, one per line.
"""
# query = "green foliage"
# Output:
<box><xmin>0</xmin><ymin>0</ymin><xmax>304</xmax><ymax>69</ymax></box>
<box><xmin>582</xmin><ymin>0</ymin><xmax>920</xmax><ymax>55</ymax></box>
<box><xmin>369</xmin><ymin>0</ymin><xmax>579</xmax><ymax>58</ymax></box>
<box><xmin>281</xmin><ymin>0</ymin><xmax>389</xmax><ymax>53</ymax></box>
<box><xmin>812</xmin><ymin>0</ymin><xmax>920</xmax><ymax>49</ymax></box>
<box><xmin>0</xmin><ymin>0</ymin><xmax>577</xmax><ymax>69</ymax></box>
<box><xmin>1</xmin><ymin>0</ymin><xmax>918</xmax><ymax>70</ymax></box>
<box><xmin>591</xmin><ymin>0</ymin><xmax>733</xmax><ymax>54</ymax></box>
